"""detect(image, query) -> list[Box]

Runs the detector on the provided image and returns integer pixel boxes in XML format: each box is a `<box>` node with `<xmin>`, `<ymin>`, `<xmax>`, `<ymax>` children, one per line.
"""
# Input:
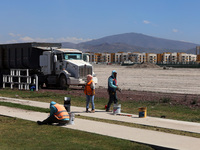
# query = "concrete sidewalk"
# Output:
<box><xmin>1</xmin><ymin>96</ymin><xmax>200</xmax><ymax>134</ymax></box>
<box><xmin>0</xmin><ymin>105</ymin><xmax>200</xmax><ymax>150</ymax></box>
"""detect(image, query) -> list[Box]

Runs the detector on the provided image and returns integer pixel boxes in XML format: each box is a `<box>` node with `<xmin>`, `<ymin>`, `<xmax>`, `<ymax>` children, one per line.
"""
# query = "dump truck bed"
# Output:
<box><xmin>0</xmin><ymin>42</ymin><xmax>61</xmax><ymax>69</ymax></box>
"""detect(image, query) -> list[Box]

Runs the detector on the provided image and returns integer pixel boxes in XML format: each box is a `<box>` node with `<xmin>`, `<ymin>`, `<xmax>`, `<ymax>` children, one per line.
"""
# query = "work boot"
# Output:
<box><xmin>106</xmin><ymin>109</ymin><xmax>112</xmax><ymax>112</ymax></box>
<box><xmin>91</xmin><ymin>109</ymin><xmax>95</xmax><ymax>113</ymax></box>
<box><xmin>37</xmin><ymin>121</ymin><xmax>44</xmax><ymax>125</ymax></box>
<box><xmin>86</xmin><ymin>108</ymin><xmax>89</xmax><ymax>113</ymax></box>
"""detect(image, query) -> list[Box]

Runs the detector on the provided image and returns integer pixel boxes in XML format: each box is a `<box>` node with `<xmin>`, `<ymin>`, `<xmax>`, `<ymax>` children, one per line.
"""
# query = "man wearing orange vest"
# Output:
<box><xmin>37</xmin><ymin>101</ymin><xmax>69</xmax><ymax>125</ymax></box>
<box><xmin>84</xmin><ymin>74</ymin><xmax>95</xmax><ymax>113</ymax></box>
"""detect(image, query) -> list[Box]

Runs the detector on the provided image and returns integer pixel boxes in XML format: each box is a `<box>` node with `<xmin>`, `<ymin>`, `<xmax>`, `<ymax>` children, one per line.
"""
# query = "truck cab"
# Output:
<box><xmin>40</xmin><ymin>48</ymin><xmax>97</xmax><ymax>89</ymax></box>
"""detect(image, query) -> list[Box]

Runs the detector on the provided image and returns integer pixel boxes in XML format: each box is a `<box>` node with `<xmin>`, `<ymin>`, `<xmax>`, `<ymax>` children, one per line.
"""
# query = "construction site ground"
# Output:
<box><xmin>41</xmin><ymin>64</ymin><xmax>200</xmax><ymax>109</ymax></box>
<box><xmin>93</xmin><ymin>63</ymin><xmax>200</xmax><ymax>95</ymax></box>
<box><xmin>93</xmin><ymin>64</ymin><xmax>200</xmax><ymax>108</ymax></box>
<box><xmin>1</xmin><ymin>64</ymin><xmax>200</xmax><ymax>149</ymax></box>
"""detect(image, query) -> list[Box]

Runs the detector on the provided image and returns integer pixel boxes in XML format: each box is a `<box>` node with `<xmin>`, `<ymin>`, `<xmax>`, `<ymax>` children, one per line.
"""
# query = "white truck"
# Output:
<box><xmin>40</xmin><ymin>47</ymin><xmax>97</xmax><ymax>89</ymax></box>
<box><xmin>0</xmin><ymin>42</ymin><xmax>97</xmax><ymax>89</ymax></box>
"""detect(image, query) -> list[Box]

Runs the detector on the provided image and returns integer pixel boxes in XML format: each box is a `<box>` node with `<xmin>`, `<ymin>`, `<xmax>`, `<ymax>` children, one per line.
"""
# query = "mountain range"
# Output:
<box><xmin>62</xmin><ymin>32</ymin><xmax>198</xmax><ymax>54</ymax></box>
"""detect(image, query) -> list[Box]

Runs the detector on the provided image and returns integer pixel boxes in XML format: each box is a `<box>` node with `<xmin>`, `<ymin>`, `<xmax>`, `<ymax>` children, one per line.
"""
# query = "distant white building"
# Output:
<box><xmin>189</xmin><ymin>54</ymin><xmax>197</xmax><ymax>62</ymax></box>
<box><xmin>170</xmin><ymin>53</ymin><xmax>177</xmax><ymax>64</ymax></box>
<box><xmin>177</xmin><ymin>53</ymin><xmax>196</xmax><ymax>64</ymax></box>
<box><xmin>129</xmin><ymin>52</ymin><xmax>146</xmax><ymax>63</ymax></box>
<box><xmin>146</xmin><ymin>53</ymin><xmax>157</xmax><ymax>64</ymax></box>
<box><xmin>178</xmin><ymin>53</ymin><xmax>188</xmax><ymax>64</ymax></box>
<box><xmin>101</xmin><ymin>53</ymin><xmax>111</xmax><ymax>63</ymax></box>
<box><xmin>114</xmin><ymin>52</ymin><xmax>122</xmax><ymax>63</ymax></box>
<box><xmin>162</xmin><ymin>53</ymin><xmax>171</xmax><ymax>64</ymax></box>
<box><xmin>121</xmin><ymin>52</ymin><xmax>130</xmax><ymax>62</ymax></box>
<box><xmin>88</xmin><ymin>51</ymin><xmax>197</xmax><ymax>64</ymax></box>
<box><xmin>89</xmin><ymin>52</ymin><xmax>96</xmax><ymax>63</ymax></box>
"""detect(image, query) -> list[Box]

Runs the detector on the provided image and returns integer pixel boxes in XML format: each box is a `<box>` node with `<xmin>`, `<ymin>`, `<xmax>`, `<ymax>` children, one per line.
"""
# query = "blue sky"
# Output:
<box><xmin>1</xmin><ymin>0</ymin><xmax>200</xmax><ymax>44</ymax></box>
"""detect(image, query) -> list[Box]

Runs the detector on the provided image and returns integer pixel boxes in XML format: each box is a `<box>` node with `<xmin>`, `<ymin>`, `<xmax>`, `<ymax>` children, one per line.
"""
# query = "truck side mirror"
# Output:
<box><xmin>54</xmin><ymin>55</ymin><xmax>57</xmax><ymax>62</ymax></box>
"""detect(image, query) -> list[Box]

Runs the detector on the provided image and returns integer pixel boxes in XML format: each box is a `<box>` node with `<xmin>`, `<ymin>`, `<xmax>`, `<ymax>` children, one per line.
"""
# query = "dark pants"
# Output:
<box><xmin>106</xmin><ymin>91</ymin><xmax>117</xmax><ymax>111</ymax></box>
<box><xmin>42</xmin><ymin>115</ymin><xmax>68</xmax><ymax>125</ymax></box>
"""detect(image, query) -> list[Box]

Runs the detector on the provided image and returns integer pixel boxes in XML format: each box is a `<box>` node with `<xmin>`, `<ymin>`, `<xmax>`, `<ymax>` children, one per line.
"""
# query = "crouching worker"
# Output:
<box><xmin>37</xmin><ymin>101</ymin><xmax>69</xmax><ymax>125</ymax></box>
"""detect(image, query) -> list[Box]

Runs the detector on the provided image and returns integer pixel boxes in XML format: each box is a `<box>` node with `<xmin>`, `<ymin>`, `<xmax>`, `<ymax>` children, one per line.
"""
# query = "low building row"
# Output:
<box><xmin>87</xmin><ymin>52</ymin><xmax>199</xmax><ymax>64</ymax></box>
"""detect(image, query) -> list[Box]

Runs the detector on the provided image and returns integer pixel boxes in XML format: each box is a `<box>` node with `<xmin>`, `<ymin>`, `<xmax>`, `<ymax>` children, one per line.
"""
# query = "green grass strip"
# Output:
<box><xmin>0</xmin><ymin>116</ymin><xmax>153</xmax><ymax>150</ymax></box>
<box><xmin>0</xmin><ymin>101</ymin><xmax>49</xmax><ymax>113</ymax></box>
<box><xmin>1</xmin><ymin>101</ymin><xmax>199</xmax><ymax>138</ymax></box>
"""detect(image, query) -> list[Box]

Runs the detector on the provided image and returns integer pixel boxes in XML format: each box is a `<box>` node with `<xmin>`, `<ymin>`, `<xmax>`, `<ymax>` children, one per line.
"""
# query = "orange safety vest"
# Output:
<box><xmin>54</xmin><ymin>104</ymin><xmax>69</xmax><ymax>120</ymax></box>
<box><xmin>84</xmin><ymin>80</ymin><xmax>95</xmax><ymax>95</ymax></box>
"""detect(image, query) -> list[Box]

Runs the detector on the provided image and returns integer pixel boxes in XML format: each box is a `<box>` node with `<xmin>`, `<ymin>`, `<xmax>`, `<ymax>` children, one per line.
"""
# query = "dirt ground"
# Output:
<box><xmin>93</xmin><ymin>63</ymin><xmax>200</xmax><ymax>95</ymax></box>
<box><xmin>41</xmin><ymin>64</ymin><xmax>200</xmax><ymax>108</ymax></box>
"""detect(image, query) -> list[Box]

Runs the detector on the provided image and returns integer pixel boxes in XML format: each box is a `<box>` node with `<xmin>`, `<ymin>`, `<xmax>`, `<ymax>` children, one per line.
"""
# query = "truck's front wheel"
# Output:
<box><xmin>59</xmin><ymin>75</ymin><xmax>69</xmax><ymax>90</ymax></box>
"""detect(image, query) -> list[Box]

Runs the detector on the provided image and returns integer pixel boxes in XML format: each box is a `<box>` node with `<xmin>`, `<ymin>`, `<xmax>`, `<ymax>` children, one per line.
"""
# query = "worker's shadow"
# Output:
<box><xmin>71</xmin><ymin>110</ymin><xmax>110</xmax><ymax>114</ymax></box>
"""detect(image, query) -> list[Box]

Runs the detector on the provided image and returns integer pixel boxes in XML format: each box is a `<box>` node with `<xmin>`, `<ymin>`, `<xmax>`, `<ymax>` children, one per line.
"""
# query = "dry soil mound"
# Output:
<box><xmin>127</xmin><ymin>62</ymin><xmax>160</xmax><ymax>68</ymax></box>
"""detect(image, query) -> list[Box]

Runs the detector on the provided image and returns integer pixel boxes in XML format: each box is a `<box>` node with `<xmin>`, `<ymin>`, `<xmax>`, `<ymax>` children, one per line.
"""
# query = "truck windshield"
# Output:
<box><xmin>64</xmin><ymin>53</ymin><xmax>82</xmax><ymax>60</ymax></box>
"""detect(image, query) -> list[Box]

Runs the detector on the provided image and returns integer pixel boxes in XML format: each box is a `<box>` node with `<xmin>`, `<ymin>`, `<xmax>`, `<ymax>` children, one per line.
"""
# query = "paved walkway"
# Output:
<box><xmin>1</xmin><ymin>97</ymin><xmax>200</xmax><ymax>134</ymax></box>
<box><xmin>0</xmin><ymin>97</ymin><xmax>200</xmax><ymax>150</ymax></box>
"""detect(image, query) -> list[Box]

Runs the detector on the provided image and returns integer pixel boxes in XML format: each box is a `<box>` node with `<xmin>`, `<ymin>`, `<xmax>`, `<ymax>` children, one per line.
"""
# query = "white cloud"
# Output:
<box><xmin>142</xmin><ymin>20</ymin><xmax>158</xmax><ymax>27</ymax></box>
<box><xmin>9</xmin><ymin>33</ymin><xmax>21</xmax><ymax>37</ymax></box>
<box><xmin>55</xmin><ymin>37</ymin><xmax>92</xmax><ymax>43</ymax></box>
<box><xmin>20</xmin><ymin>36</ymin><xmax>35</xmax><ymax>42</ymax></box>
<box><xmin>7</xmin><ymin>33</ymin><xmax>92</xmax><ymax>44</ymax></box>
<box><xmin>172</xmin><ymin>29</ymin><xmax>178</xmax><ymax>33</ymax></box>
<box><xmin>143</xmin><ymin>20</ymin><xmax>150</xmax><ymax>24</ymax></box>
<box><xmin>179</xmin><ymin>40</ymin><xmax>193</xmax><ymax>43</ymax></box>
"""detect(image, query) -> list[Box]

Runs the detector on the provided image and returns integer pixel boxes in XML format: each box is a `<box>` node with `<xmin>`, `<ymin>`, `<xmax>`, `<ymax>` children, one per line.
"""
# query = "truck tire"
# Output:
<box><xmin>59</xmin><ymin>75</ymin><xmax>69</xmax><ymax>90</ymax></box>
